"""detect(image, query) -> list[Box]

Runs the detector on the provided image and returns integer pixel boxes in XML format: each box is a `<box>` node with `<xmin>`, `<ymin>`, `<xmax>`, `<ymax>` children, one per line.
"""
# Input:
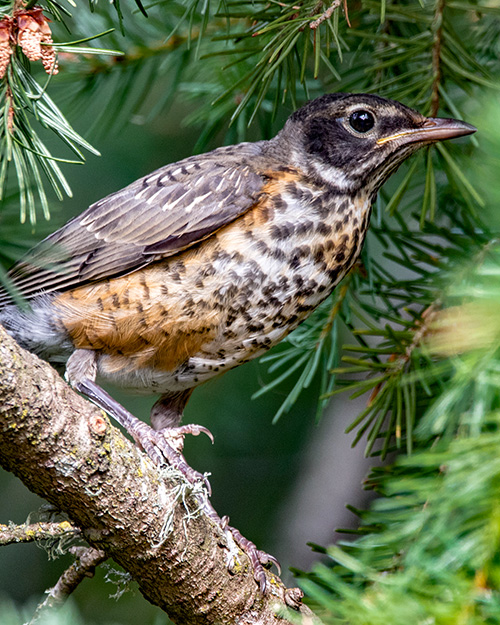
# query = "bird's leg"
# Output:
<box><xmin>66</xmin><ymin>349</ymin><xmax>279</xmax><ymax>592</ymax></box>
<box><xmin>150</xmin><ymin>391</ymin><xmax>214</xmax><ymax>453</ymax></box>
<box><xmin>76</xmin><ymin>378</ymin><xmax>210</xmax><ymax>488</ymax></box>
<box><xmin>66</xmin><ymin>350</ymin><xmax>209</xmax><ymax>488</ymax></box>
<box><xmin>150</xmin><ymin>392</ymin><xmax>279</xmax><ymax>590</ymax></box>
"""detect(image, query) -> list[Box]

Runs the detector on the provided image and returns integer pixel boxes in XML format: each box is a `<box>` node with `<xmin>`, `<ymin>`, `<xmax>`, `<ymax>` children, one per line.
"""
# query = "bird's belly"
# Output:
<box><xmin>52</xmin><ymin>188</ymin><xmax>370</xmax><ymax>394</ymax></box>
<box><xmin>93</xmin><ymin>279</ymin><xmax>321</xmax><ymax>394</ymax></box>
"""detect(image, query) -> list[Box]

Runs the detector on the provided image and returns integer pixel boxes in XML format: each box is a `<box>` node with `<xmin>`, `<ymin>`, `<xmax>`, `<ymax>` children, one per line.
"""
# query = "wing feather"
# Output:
<box><xmin>2</xmin><ymin>142</ymin><xmax>268</xmax><ymax>303</ymax></box>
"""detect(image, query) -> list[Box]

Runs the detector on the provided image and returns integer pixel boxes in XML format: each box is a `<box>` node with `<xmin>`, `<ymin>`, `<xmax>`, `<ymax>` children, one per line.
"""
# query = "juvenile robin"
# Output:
<box><xmin>0</xmin><ymin>93</ymin><xmax>475</xmax><ymax>589</ymax></box>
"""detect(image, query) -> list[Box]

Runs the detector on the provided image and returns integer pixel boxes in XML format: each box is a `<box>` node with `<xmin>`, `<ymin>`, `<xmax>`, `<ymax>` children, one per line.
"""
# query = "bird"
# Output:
<box><xmin>0</xmin><ymin>92</ymin><xmax>476</xmax><ymax>589</ymax></box>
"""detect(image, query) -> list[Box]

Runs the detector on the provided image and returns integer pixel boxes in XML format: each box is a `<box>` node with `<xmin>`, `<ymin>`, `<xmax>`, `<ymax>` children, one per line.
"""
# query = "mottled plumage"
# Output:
<box><xmin>14</xmin><ymin>167</ymin><xmax>369</xmax><ymax>395</ymax></box>
<box><xmin>0</xmin><ymin>93</ymin><xmax>475</xmax><ymax>591</ymax></box>
<box><xmin>0</xmin><ymin>94</ymin><xmax>474</xmax><ymax>389</ymax></box>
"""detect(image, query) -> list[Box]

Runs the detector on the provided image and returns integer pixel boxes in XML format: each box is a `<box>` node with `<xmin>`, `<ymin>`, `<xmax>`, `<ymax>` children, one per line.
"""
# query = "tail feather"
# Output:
<box><xmin>0</xmin><ymin>277</ymin><xmax>15</xmax><ymax>309</ymax></box>
<box><xmin>0</xmin><ymin>293</ymin><xmax>71</xmax><ymax>363</ymax></box>
<box><xmin>0</xmin><ymin>268</ymin><xmax>31</xmax><ymax>309</ymax></box>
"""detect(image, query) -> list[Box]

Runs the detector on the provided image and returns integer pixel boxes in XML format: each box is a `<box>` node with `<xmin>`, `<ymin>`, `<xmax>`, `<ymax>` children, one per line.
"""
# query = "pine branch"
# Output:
<box><xmin>0</xmin><ymin>521</ymin><xmax>80</xmax><ymax>545</ymax></box>
<box><xmin>430</xmin><ymin>0</ymin><xmax>445</xmax><ymax>116</ymax></box>
<box><xmin>301</xmin><ymin>422</ymin><xmax>500</xmax><ymax>622</ymax></box>
<box><xmin>0</xmin><ymin>324</ymin><xmax>319</xmax><ymax>625</ymax></box>
<box><xmin>29</xmin><ymin>547</ymin><xmax>108</xmax><ymax>625</ymax></box>
<box><xmin>299</xmin><ymin>280</ymin><xmax>500</xmax><ymax>620</ymax></box>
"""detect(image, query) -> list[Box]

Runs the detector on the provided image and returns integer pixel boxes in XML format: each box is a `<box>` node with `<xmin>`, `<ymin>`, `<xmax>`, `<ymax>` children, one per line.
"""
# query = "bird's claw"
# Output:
<box><xmin>122</xmin><ymin>418</ymin><xmax>211</xmax><ymax>494</ymax></box>
<box><xmin>166</xmin><ymin>424</ymin><xmax>214</xmax><ymax>444</ymax></box>
<box><xmin>225</xmin><ymin>522</ymin><xmax>281</xmax><ymax>593</ymax></box>
<box><xmin>74</xmin><ymin>379</ymin><xmax>274</xmax><ymax>589</ymax></box>
<box><xmin>258</xmin><ymin>550</ymin><xmax>281</xmax><ymax>575</ymax></box>
<box><xmin>148</xmin><ymin>430</ymin><xmax>212</xmax><ymax>495</ymax></box>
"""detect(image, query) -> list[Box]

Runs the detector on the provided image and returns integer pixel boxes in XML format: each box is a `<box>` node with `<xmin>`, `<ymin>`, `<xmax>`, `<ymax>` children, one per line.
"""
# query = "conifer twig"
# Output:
<box><xmin>28</xmin><ymin>547</ymin><xmax>108</xmax><ymax>625</ymax></box>
<box><xmin>430</xmin><ymin>0</ymin><xmax>445</xmax><ymax>116</ymax></box>
<box><xmin>0</xmin><ymin>521</ymin><xmax>80</xmax><ymax>545</ymax></box>
<box><xmin>310</xmin><ymin>0</ymin><xmax>342</xmax><ymax>29</ymax></box>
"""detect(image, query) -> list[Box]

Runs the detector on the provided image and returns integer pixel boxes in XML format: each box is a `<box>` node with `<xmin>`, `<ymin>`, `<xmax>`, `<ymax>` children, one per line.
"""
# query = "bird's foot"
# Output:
<box><xmin>199</xmin><ymin>500</ymin><xmax>280</xmax><ymax>593</ymax></box>
<box><xmin>222</xmin><ymin>517</ymin><xmax>281</xmax><ymax>593</ymax></box>
<box><xmin>75</xmin><ymin>379</ymin><xmax>211</xmax><ymax>492</ymax></box>
<box><xmin>126</xmin><ymin>419</ymin><xmax>213</xmax><ymax>493</ymax></box>
<box><xmin>159</xmin><ymin>423</ymin><xmax>214</xmax><ymax>454</ymax></box>
<box><xmin>76</xmin><ymin>378</ymin><xmax>277</xmax><ymax>592</ymax></box>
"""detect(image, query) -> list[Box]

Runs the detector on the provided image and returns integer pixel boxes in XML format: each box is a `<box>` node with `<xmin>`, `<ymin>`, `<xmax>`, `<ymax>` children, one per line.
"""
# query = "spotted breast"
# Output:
<box><xmin>0</xmin><ymin>93</ymin><xmax>476</xmax><ymax>592</ymax></box>
<box><xmin>49</xmin><ymin>167</ymin><xmax>370</xmax><ymax>394</ymax></box>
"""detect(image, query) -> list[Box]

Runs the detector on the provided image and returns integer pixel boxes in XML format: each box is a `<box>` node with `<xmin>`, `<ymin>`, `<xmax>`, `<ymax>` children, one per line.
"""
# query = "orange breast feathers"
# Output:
<box><xmin>52</xmin><ymin>167</ymin><xmax>303</xmax><ymax>373</ymax></box>
<box><xmin>53</xmin><ymin>266</ymin><xmax>222</xmax><ymax>372</ymax></box>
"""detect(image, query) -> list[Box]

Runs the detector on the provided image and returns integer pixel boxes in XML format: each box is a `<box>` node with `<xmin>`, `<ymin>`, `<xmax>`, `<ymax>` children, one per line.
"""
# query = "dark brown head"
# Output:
<box><xmin>277</xmin><ymin>93</ymin><xmax>476</xmax><ymax>195</ymax></box>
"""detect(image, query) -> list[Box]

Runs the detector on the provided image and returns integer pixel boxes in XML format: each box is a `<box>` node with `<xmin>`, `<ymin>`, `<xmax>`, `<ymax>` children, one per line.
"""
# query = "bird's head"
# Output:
<box><xmin>280</xmin><ymin>93</ymin><xmax>476</xmax><ymax>195</ymax></box>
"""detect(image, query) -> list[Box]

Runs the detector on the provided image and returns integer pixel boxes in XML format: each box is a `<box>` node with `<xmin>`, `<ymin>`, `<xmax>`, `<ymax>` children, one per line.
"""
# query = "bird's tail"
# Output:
<box><xmin>0</xmin><ymin>281</ymin><xmax>15</xmax><ymax>309</ymax></box>
<box><xmin>0</xmin><ymin>290</ymin><xmax>70</xmax><ymax>363</ymax></box>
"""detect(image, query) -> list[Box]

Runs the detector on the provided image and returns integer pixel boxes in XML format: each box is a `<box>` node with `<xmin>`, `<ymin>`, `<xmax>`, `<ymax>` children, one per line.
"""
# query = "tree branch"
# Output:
<box><xmin>29</xmin><ymin>547</ymin><xmax>108</xmax><ymax>624</ymax></box>
<box><xmin>0</xmin><ymin>521</ymin><xmax>80</xmax><ymax>545</ymax></box>
<box><xmin>0</xmin><ymin>325</ymin><xmax>320</xmax><ymax>625</ymax></box>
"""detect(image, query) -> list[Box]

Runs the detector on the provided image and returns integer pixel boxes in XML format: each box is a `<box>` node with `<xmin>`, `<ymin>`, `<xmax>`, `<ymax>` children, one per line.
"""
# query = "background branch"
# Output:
<box><xmin>29</xmin><ymin>547</ymin><xmax>108</xmax><ymax>625</ymax></box>
<box><xmin>0</xmin><ymin>521</ymin><xmax>80</xmax><ymax>545</ymax></box>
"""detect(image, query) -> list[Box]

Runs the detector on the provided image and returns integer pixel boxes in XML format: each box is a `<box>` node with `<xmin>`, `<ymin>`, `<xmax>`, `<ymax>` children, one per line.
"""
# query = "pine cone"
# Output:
<box><xmin>40</xmin><ymin>20</ymin><xmax>58</xmax><ymax>75</ymax></box>
<box><xmin>17</xmin><ymin>13</ymin><xmax>43</xmax><ymax>61</ymax></box>
<box><xmin>0</xmin><ymin>18</ymin><xmax>13</xmax><ymax>79</ymax></box>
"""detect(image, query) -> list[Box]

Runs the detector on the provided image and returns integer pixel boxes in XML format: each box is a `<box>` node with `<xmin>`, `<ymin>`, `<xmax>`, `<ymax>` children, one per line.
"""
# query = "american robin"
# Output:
<box><xmin>0</xmin><ymin>93</ymin><xmax>476</xmax><ymax>589</ymax></box>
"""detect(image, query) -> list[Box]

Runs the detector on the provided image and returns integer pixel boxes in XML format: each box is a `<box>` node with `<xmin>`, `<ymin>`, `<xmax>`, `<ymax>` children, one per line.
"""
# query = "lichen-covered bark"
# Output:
<box><xmin>0</xmin><ymin>325</ymin><xmax>320</xmax><ymax>624</ymax></box>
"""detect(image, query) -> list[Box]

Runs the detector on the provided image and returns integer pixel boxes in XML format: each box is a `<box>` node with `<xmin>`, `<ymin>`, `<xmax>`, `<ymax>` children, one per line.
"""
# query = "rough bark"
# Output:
<box><xmin>0</xmin><ymin>325</ymin><xmax>320</xmax><ymax>624</ymax></box>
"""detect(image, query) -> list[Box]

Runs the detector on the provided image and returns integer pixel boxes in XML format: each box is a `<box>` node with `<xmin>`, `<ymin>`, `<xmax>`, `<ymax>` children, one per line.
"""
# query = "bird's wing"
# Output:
<box><xmin>4</xmin><ymin>143</ymin><xmax>269</xmax><ymax>301</ymax></box>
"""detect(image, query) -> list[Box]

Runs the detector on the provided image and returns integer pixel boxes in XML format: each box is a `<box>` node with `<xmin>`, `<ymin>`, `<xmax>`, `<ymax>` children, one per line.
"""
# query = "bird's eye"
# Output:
<box><xmin>349</xmin><ymin>110</ymin><xmax>375</xmax><ymax>133</ymax></box>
